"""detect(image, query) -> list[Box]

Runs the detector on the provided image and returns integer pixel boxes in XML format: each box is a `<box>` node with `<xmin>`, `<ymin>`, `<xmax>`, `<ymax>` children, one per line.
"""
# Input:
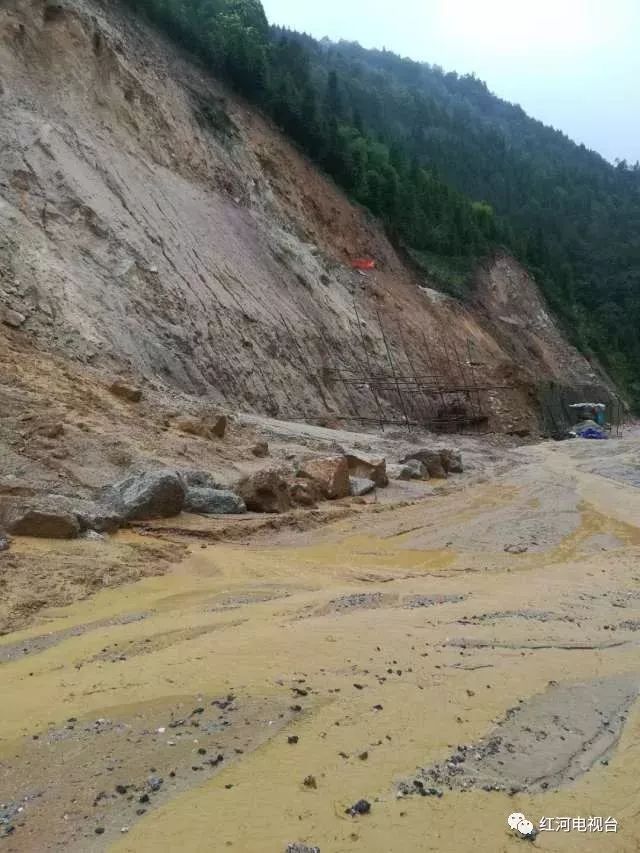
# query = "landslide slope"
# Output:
<box><xmin>0</xmin><ymin>0</ymin><xmax>597</xmax><ymax>431</ymax></box>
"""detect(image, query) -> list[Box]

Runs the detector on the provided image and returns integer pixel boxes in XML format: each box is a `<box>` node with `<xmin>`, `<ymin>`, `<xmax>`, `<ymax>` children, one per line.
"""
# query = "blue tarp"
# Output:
<box><xmin>580</xmin><ymin>427</ymin><xmax>608</xmax><ymax>440</ymax></box>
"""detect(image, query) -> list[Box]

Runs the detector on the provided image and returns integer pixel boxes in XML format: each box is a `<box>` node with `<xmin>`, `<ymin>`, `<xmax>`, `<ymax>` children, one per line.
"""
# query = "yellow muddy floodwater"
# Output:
<box><xmin>2</xmin><ymin>439</ymin><xmax>640</xmax><ymax>852</ymax></box>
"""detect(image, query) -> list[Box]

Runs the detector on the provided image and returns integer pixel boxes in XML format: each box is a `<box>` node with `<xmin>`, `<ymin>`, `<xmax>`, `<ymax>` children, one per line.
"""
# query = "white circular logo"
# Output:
<box><xmin>508</xmin><ymin>812</ymin><xmax>525</xmax><ymax>830</ymax></box>
<box><xmin>508</xmin><ymin>813</ymin><xmax>535</xmax><ymax>837</ymax></box>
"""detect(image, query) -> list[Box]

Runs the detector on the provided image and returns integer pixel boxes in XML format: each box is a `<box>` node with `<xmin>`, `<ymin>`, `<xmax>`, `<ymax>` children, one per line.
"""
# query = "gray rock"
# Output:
<box><xmin>76</xmin><ymin>505</ymin><xmax>123</xmax><ymax>534</ymax></box>
<box><xmin>105</xmin><ymin>470</ymin><xmax>185</xmax><ymax>521</ymax></box>
<box><xmin>82</xmin><ymin>530</ymin><xmax>106</xmax><ymax>542</ymax></box>
<box><xmin>387</xmin><ymin>463</ymin><xmax>413</xmax><ymax>481</ymax></box>
<box><xmin>400</xmin><ymin>450</ymin><xmax>447</xmax><ymax>479</ymax></box>
<box><xmin>349</xmin><ymin>477</ymin><xmax>376</xmax><ymax>497</ymax></box>
<box><xmin>182</xmin><ymin>470</ymin><xmax>228</xmax><ymax>490</ymax></box>
<box><xmin>6</xmin><ymin>508</ymin><xmax>80</xmax><ymax>539</ymax></box>
<box><xmin>0</xmin><ymin>533</ymin><xmax>11</xmax><ymax>552</ymax></box>
<box><xmin>404</xmin><ymin>459</ymin><xmax>427</xmax><ymax>479</ymax></box>
<box><xmin>286</xmin><ymin>845</ymin><xmax>320</xmax><ymax>853</ymax></box>
<box><xmin>184</xmin><ymin>487</ymin><xmax>246</xmax><ymax>515</ymax></box>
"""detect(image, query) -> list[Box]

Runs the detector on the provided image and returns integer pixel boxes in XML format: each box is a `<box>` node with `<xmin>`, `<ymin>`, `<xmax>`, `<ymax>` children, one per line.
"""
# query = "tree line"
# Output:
<box><xmin>121</xmin><ymin>0</ymin><xmax>640</xmax><ymax>407</ymax></box>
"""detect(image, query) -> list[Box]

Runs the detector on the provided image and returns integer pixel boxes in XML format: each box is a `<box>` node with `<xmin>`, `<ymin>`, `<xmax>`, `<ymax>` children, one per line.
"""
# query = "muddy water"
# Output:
<box><xmin>2</xmin><ymin>439</ymin><xmax>640</xmax><ymax>852</ymax></box>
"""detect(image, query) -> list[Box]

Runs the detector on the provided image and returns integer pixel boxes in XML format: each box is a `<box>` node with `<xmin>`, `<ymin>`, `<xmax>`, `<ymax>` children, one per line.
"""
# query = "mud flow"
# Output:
<box><xmin>2</xmin><ymin>435</ymin><xmax>640</xmax><ymax>852</ymax></box>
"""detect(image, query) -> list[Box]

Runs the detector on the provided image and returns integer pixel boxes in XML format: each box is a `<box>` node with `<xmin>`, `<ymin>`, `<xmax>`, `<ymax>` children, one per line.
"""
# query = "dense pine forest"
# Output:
<box><xmin>122</xmin><ymin>0</ymin><xmax>640</xmax><ymax>406</ymax></box>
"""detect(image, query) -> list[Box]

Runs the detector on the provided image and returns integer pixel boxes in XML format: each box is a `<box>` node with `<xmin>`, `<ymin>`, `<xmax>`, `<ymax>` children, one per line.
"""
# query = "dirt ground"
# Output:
<box><xmin>1</xmin><ymin>429</ymin><xmax>639</xmax><ymax>852</ymax></box>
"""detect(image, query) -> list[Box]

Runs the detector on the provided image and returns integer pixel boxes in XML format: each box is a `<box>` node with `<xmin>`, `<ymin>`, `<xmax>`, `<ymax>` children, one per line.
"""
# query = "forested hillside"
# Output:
<box><xmin>122</xmin><ymin>0</ymin><xmax>640</xmax><ymax>406</ymax></box>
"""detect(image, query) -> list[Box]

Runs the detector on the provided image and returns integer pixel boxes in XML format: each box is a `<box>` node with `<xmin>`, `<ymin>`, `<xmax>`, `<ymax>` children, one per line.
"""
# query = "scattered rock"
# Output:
<box><xmin>349</xmin><ymin>477</ymin><xmax>376</xmax><ymax>497</ymax></box>
<box><xmin>184</xmin><ymin>487</ymin><xmax>246</xmax><ymax>515</ymax></box>
<box><xmin>345</xmin><ymin>453</ymin><xmax>388</xmax><ymax>488</ymax></box>
<box><xmin>172</xmin><ymin>414</ymin><xmax>227</xmax><ymax>440</ymax></box>
<box><xmin>288</xmin><ymin>736</ymin><xmax>299</xmax><ymax>744</ymax></box>
<box><xmin>105</xmin><ymin>470</ymin><xmax>185</xmax><ymax>520</ymax></box>
<box><xmin>2</xmin><ymin>307</ymin><xmax>26</xmax><ymax>328</ymax></box>
<box><xmin>236</xmin><ymin>468</ymin><xmax>292</xmax><ymax>513</ymax></box>
<box><xmin>303</xmin><ymin>775</ymin><xmax>317</xmax><ymax>789</ymax></box>
<box><xmin>109</xmin><ymin>380</ymin><xmax>143</xmax><ymax>403</ymax></box>
<box><xmin>504</xmin><ymin>544</ymin><xmax>529</xmax><ymax>555</ymax></box>
<box><xmin>297</xmin><ymin>456</ymin><xmax>350</xmax><ymax>500</ymax></box>
<box><xmin>5</xmin><ymin>508</ymin><xmax>80</xmax><ymax>539</ymax></box>
<box><xmin>251</xmin><ymin>441</ymin><xmax>269</xmax><ymax>458</ymax></box>
<box><xmin>346</xmin><ymin>799</ymin><xmax>371</xmax><ymax>816</ymax></box>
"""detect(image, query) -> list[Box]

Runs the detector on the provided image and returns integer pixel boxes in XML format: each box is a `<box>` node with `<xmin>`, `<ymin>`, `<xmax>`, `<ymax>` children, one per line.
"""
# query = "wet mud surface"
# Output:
<box><xmin>2</xmin><ymin>436</ymin><xmax>640</xmax><ymax>851</ymax></box>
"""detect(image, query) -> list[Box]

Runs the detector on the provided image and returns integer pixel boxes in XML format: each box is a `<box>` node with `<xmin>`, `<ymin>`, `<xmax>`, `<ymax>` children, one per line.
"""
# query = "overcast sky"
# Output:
<box><xmin>261</xmin><ymin>0</ymin><xmax>640</xmax><ymax>164</ymax></box>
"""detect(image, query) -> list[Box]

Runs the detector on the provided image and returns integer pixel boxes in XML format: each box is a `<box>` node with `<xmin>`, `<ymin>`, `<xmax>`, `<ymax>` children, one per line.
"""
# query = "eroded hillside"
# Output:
<box><xmin>1</xmin><ymin>0</ymin><xmax>599</xmax><ymax>435</ymax></box>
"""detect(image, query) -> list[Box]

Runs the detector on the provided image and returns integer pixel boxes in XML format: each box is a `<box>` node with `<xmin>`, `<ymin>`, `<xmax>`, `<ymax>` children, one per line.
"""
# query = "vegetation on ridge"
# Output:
<box><xmin>122</xmin><ymin>0</ymin><xmax>640</xmax><ymax>406</ymax></box>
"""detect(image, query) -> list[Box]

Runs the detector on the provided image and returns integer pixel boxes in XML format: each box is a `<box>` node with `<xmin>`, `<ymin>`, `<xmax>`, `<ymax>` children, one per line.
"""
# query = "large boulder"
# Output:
<box><xmin>345</xmin><ymin>453</ymin><xmax>388</xmax><ymax>488</ymax></box>
<box><xmin>297</xmin><ymin>456</ymin><xmax>350</xmax><ymax>500</ymax></box>
<box><xmin>236</xmin><ymin>468</ymin><xmax>292</xmax><ymax>513</ymax></box>
<box><xmin>400</xmin><ymin>450</ymin><xmax>447</xmax><ymax>479</ymax></box>
<box><xmin>0</xmin><ymin>533</ymin><xmax>11</xmax><ymax>552</ymax></box>
<box><xmin>106</xmin><ymin>470</ymin><xmax>186</xmax><ymax>521</ymax></box>
<box><xmin>400</xmin><ymin>448</ymin><xmax>463</xmax><ymax>478</ymax></box>
<box><xmin>288</xmin><ymin>478</ymin><xmax>322</xmax><ymax>508</ymax></box>
<box><xmin>388</xmin><ymin>459</ymin><xmax>426</xmax><ymax>481</ymax></box>
<box><xmin>439</xmin><ymin>448</ymin><xmax>463</xmax><ymax>474</ymax></box>
<box><xmin>6</xmin><ymin>508</ymin><xmax>80</xmax><ymax>539</ymax></box>
<box><xmin>349</xmin><ymin>477</ymin><xmax>376</xmax><ymax>497</ymax></box>
<box><xmin>184</xmin><ymin>487</ymin><xmax>246</xmax><ymax>515</ymax></box>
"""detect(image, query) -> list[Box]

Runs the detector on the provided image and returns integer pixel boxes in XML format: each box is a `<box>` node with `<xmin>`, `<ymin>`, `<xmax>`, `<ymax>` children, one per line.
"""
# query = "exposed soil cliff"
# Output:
<box><xmin>1</xmin><ymin>0</ymin><xmax>598</xmax><ymax>437</ymax></box>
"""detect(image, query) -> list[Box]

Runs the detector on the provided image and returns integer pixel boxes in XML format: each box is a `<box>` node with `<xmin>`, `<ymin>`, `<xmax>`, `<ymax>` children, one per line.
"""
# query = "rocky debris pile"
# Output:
<box><xmin>0</xmin><ymin>444</ymin><xmax>465</xmax><ymax>539</ymax></box>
